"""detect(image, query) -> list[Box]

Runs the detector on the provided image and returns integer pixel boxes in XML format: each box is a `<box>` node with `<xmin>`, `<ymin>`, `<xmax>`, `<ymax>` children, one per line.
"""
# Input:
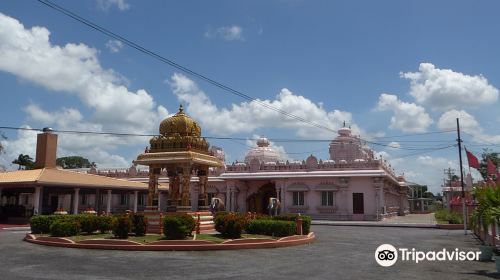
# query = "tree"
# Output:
<box><xmin>12</xmin><ymin>154</ymin><xmax>35</xmax><ymax>170</ymax></box>
<box><xmin>56</xmin><ymin>156</ymin><xmax>94</xmax><ymax>169</ymax></box>
<box><xmin>479</xmin><ymin>149</ymin><xmax>500</xmax><ymax>180</ymax></box>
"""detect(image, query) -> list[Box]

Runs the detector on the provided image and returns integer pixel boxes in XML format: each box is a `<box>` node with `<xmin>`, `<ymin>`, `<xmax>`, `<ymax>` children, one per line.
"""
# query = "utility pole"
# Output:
<box><xmin>456</xmin><ymin>118</ymin><xmax>467</xmax><ymax>235</ymax></box>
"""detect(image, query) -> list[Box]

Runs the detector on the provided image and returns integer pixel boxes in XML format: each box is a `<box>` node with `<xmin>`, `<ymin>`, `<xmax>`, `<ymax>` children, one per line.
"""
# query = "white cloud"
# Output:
<box><xmin>401</xmin><ymin>63</ymin><xmax>499</xmax><ymax>110</ymax></box>
<box><xmin>105</xmin><ymin>39</ymin><xmax>123</xmax><ymax>53</ymax></box>
<box><xmin>376</xmin><ymin>93</ymin><xmax>433</xmax><ymax>133</ymax></box>
<box><xmin>96</xmin><ymin>0</ymin><xmax>130</xmax><ymax>11</ymax></box>
<box><xmin>0</xmin><ymin>13</ymin><xmax>169</xmax><ymax>134</ymax></box>
<box><xmin>387</xmin><ymin>141</ymin><xmax>401</xmax><ymax>149</ymax></box>
<box><xmin>437</xmin><ymin>109</ymin><xmax>482</xmax><ymax>134</ymax></box>
<box><xmin>0</xmin><ymin>13</ymin><xmax>171</xmax><ymax>168</ymax></box>
<box><xmin>169</xmin><ymin>73</ymin><xmax>358</xmax><ymax>139</ymax></box>
<box><xmin>204</xmin><ymin>25</ymin><xmax>244</xmax><ymax>41</ymax></box>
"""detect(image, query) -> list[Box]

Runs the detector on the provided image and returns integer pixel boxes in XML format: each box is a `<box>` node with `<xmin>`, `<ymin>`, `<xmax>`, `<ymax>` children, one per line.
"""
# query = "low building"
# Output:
<box><xmin>0</xmin><ymin>130</ymin><xmax>158</xmax><ymax>221</ymax></box>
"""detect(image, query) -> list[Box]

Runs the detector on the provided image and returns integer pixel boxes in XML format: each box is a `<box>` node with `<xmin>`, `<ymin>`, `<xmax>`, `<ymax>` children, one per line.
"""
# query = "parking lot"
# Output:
<box><xmin>0</xmin><ymin>226</ymin><xmax>497</xmax><ymax>280</ymax></box>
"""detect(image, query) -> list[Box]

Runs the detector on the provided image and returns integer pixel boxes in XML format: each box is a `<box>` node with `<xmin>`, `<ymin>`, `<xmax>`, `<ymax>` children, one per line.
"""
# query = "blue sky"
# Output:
<box><xmin>1</xmin><ymin>0</ymin><xmax>500</xmax><ymax>193</ymax></box>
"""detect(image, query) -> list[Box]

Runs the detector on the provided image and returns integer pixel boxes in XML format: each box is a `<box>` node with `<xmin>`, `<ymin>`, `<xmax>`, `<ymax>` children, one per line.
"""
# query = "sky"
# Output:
<box><xmin>1</xmin><ymin>0</ymin><xmax>500</xmax><ymax>194</ymax></box>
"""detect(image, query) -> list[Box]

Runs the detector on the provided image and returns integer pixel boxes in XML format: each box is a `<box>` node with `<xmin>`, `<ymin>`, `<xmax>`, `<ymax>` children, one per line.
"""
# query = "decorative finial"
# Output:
<box><xmin>178</xmin><ymin>104</ymin><xmax>184</xmax><ymax>113</ymax></box>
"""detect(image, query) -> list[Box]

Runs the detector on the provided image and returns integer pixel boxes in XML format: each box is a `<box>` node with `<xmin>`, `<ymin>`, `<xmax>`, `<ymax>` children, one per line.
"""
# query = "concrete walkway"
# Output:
<box><xmin>312</xmin><ymin>213</ymin><xmax>437</xmax><ymax>228</ymax></box>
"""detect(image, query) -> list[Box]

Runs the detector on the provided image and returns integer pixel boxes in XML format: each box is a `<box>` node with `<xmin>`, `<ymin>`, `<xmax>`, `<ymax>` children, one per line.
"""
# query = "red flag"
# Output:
<box><xmin>487</xmin><ymin>158</ymin><xmax>498</xmax><ymax>176</ymax></box>
<box><xmin>465</xmin><ymin>148</ymin><xmax>480</xmax><ymax>170</ymax></box>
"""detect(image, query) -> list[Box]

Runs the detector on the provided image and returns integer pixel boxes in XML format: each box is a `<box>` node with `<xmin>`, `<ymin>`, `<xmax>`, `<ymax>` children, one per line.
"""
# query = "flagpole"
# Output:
<box><xmin>457</xmin><ymin>118</ymin><xmax>467</xmax><ymax>235</ymax></box>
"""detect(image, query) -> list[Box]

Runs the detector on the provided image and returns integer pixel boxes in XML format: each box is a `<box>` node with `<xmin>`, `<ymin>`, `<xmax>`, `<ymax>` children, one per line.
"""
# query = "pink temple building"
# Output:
<box><xmin>89</xmin><ymin>125</ymin><xmax>409</xmax><ymax>221</ymax></box>
<box><xmin>0</xmin><ymin>110</ymin><xmax>409</xmax><ymax>221</ymax></box>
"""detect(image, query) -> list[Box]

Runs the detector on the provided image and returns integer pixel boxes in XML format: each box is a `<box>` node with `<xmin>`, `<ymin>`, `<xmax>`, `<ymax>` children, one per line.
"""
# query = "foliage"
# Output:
<box><xmin>130</xmin><ymin>213</ymin><xmax>148</xmax><ymax>236</ymax></box>
<box><xmin>56</xmin><ymin>156</ymin><xmax>95</xmax><ymax>169</ymax></box>
<box><xmin>479</xmin><ymin>149</ymin><xmax>500</xmax><ymax>181</ymax></box>
<box><xmin>97</xmin><ymin>215</ymin><xmax>113</xmax><ymax>233</ymax></box>
<box><xmin>214</xmin><ymin>212</ymin><xmax>247</xmax><ymax>238</ymax></box>
<box><xmin>163</xmin><ymin>213</ymin><xmax>195</xmax><ymax>240</ymax></box>
<box><xmin>272</xmin><ymin>214</ymin><xmax>311</xmax><ymax>234</ymax></box>
<box><xmin>79</xmin><ymin>214</ymin><xmax>99</xmax><ymax>234</ymax></box>
<box><xmin>50</xmin><ymin>220</ymin><xmax>79</xmax><ymax>237</ymax></box>
<box><xmin>30</xmin><ymin>215</ymin><xmax>60</xmax><ymax>234</ymax></box>
<box><xmin>434</xmin><ymin>209</ymin><xmax>463</xmax><ymax>224</ymax></box>
<box><xmin>112</xmin><ymin>215</ymin><xmax>131</xmax><ymax>239</ymax></box>
<box><xmin>246</xmin><ymin>219</ymin><xmax>296</xmax><ymax>237</ymax></box>
<box><xmin>12</xmin><ymin>154</ymin><xmax>35</xmax><ymax>170</ymax></box>
<box><xmin>471</xmin><ymin>186</ymin><xmax>500</xmax><ymax>242</ymax></box>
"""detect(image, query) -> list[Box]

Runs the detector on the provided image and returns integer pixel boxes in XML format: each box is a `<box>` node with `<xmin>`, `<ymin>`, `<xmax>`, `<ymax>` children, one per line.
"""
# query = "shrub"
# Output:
<box><xmin>112</xmin><ymin>215</ymin><xmax>131</xmax><ymax>239</ymax></box>
<box><xmin>252</xmin><ymin>214</ymin><xmax>311</xmax><ymax>234</ymax></box>
<box><xmin>435</xmin><ymin>209</ymin><xmax>463</xmax><ymax>224</ymax></box>
<box><xmin>97</xmin><ymin>215</ymin><xmax>113</xmax><ymax>233</ymax></box>
<box><xmin>130</xmin><ymin>213</ymin><xmax>148</xmax><ymax>236</ymax></box>
<box><xmin>30</xmin><ymin>215</ymin><xmax>63</xmax><ymax>234</ymax></box>
<box><xmin>50</xmin><ymin>220</ymin><xmax>79</xmax><ymax>237</ymax></box>
<box><xmin>163</xmin><ymin>213</ymin><xmax>195</xmax><ymax>240</ymax></box>
<box><xmin>215</xmin><ymin>212</ymin><xmax>247</xmax><ymax>239</ymax></box>
<box><xmin>272</xmin><ymin>214</ymin><xmax>311</xmax><ymax>234</ymax></box>
<box><xmin>79</xmin><ymin>214</ymin><xmax>99</xmax><ymax>234</ymax></box>
<box><xmin>246</xmin><ymin>219</ymin><xmax>296</xmax><ymax>237</ymax></box>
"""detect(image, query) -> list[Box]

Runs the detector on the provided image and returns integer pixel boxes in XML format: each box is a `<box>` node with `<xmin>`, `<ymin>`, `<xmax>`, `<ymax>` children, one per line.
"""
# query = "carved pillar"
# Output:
<box><xmin>181</xmin><ymin>173</ymin><xmax>191</xmax><ymax>208</ymax></box>
<box><xmin>147</xmin><ymin>167</ymin><xmax>160</xmax><ymax>209</ymax></box>
<box><xmin>168</xmin><ymin>171</ymin><xmax>180</xmax><ymax>209</ymax></box>
<box><xmin>198</xmin><ymin>175</ymin><xmax>208</xmax><ymax>208</ymax></box>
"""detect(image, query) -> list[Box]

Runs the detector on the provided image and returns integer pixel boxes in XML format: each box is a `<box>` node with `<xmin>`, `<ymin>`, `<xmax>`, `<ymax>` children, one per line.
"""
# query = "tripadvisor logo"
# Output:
<box><xmin>374</xmin><ymin>244</ymin><xmax>481</xmax><ymax>267</ymax></box>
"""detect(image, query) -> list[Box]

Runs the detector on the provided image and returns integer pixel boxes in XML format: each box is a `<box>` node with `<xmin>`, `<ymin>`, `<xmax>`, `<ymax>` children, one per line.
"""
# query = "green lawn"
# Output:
<box><xmin>37</xmin><ymin>232</ymin><xmax>277</xmax><ymax>244</ymax></box>
<box><xmin>194</xmin><ymin>233</ymin><xmax>278</xmax><ymax>243</ymax></box>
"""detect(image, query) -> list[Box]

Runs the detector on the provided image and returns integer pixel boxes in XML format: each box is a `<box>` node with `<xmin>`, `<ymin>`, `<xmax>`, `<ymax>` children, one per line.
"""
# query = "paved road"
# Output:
<box><xmin>0</xmin><ymin>226</ymin><xmax>497</xmax><ymax>280</ymax></box>
<box><xmin>381</xmin><ymin>213</ymin><xmax>436</xmax><ymax>224</ymax></box>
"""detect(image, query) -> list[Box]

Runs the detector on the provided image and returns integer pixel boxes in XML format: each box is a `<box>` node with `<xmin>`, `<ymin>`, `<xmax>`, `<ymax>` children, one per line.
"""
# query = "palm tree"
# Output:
<box><xmin>12</xmin><ymin>154</ymin><xmax>35</xmax><ymax>170</ymax></box>
<box><xmin>471</xmin><ymin>186</ymin><xmax>500</xmax><ymax>243</ymax></box>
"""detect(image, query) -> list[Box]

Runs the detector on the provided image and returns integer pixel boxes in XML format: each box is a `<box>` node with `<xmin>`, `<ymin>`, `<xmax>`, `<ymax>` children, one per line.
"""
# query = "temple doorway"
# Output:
<box><xmin>246</xmin><ymin>183</ymin><xmax>276</xmax><ymax>214</ymax></box>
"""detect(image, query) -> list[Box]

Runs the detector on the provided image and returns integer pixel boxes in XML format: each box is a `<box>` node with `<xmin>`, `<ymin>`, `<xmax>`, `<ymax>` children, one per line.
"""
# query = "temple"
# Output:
<box><xmin>0</xmin><ymin>106</ymin><xmax>409</xmax><ymax>222</ymax></box>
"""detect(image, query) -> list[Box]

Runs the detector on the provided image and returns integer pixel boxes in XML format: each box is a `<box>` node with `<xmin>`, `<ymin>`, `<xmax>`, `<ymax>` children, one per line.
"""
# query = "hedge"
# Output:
<box><xmin>97</xmin><ymin>215</ymin><xmax>113</xmax><ymax>233</ymax></box>
<box><xmin>50</xmin><ymin>220</ymin><xmax>79</xmax><ymax>237</ymax></box>
<box><xmin>246</xmin><ymin>219</ymin><xmax>296</xmax><ymax>237</ymax></box>
<box><xmin>163</xmin><ymin>213</ymin><xmax>195</xmax><ymax>240</ymax></box>
<box><xmin>79</xmin><ymin>214</ymin><xmax>99</xmax><ymax>234</ymax></box>
<box><xmin>112</xmin><ymin>215</ymin><xmax>131</xmax><ymax>239</ymax></box>
<box><xmin>254</xmin><ymin>214</ymin><xmax>311</xmax><ymax>234</ymax></box>
<box><xmin>214</xmin><ymin>212</ymin><xmax>247</xmax><ymax>238</ymax></box>
<box><xmin>130</xmin><ymin>213</ymin><xmax>148</xmax><ymax>236</ymax></box>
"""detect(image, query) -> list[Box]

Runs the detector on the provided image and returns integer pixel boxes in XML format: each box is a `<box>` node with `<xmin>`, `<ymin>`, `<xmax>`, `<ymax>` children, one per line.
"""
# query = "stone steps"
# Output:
<box><xmin>145</xmin><ymin>211</ymin><xmax>216</xmax><ymax>234</ymax></box>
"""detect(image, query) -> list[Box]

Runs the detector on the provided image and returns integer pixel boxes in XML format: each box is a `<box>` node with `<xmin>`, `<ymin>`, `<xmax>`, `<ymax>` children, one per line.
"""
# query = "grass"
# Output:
<box><xmin>36</xmin><ymin>232</ymin><xmax>278</xmax><ymax>244</ymax></box>
<box><xmin>194</xmin><ymin>233</ymin><xmax>278</xmax><ymax>243</ymax></box>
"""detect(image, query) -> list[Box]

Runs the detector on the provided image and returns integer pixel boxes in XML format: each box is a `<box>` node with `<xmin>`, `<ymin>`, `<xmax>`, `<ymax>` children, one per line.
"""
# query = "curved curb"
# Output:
<box><xmin>23</xmin><ymin>232</ymin><xmax>315</xmax><ymax>251</ymax></box>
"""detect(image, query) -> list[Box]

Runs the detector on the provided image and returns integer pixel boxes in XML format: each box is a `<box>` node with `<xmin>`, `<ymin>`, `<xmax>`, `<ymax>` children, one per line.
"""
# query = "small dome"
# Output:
<box><xmin>159</xmin><ymin>105</ymin><xmax>201</xmax><ymax>137</ymax></box>
<box><xmin>244</xmin><ymin>136</ymin><xmax>281</xmax><ymax>164</ymax></box>
<box><xmin>256</xmin><ymin>137</ymin><xmax>270</xmax><ymax>147</ymax></box>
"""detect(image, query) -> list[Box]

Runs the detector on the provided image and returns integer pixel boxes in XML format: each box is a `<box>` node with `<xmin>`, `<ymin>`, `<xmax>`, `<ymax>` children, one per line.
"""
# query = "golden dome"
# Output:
<box><xmin>159</xmin><ymin>105</ymin><xmax>201</xmax><ymax>137</ymax></box>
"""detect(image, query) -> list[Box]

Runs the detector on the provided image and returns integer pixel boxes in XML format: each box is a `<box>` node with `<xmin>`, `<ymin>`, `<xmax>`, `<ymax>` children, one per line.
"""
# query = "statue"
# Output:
<box><xmin>209</xmin><ymin>197</ymin><xmax>225</xmax><ymax>214</ymax></box>
<box><xmin>268</xmin><ymin>197</ymin><xmax>280</xmax><ymax>216</ymax></box>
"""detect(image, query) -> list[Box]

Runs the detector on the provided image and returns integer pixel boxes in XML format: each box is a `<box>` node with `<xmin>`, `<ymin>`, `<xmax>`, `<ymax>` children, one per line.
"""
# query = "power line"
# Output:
<box><xmin>0</xmin><ymin>126</ymin><xmax>457</xmax><ymax>151</ymax></box>
<box><xmin>388</xmin><ymin>144</ymin><xmax>457</xmax><ymax>160</ymax></box>
<box><xmin>36</xmin><ymin>0</ymin><xmax>339</xmax><ymax>136</ymax></box>
<box><xmin>371</xmin><ymin>130</ymin><xmax>455</xmax><ymax>139</ymax></box>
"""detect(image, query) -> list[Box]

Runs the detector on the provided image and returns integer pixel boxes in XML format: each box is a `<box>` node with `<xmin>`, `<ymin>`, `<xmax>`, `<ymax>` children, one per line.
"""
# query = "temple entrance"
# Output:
<box><xmin>353</xmin><ymin>193</ymin><xmax>364</xmax><ymax>214</ymax></box>
<box><xmin>246</xmin><ymin>183</ymin><xmax>276</xmax><ymax>214</ymax></box>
